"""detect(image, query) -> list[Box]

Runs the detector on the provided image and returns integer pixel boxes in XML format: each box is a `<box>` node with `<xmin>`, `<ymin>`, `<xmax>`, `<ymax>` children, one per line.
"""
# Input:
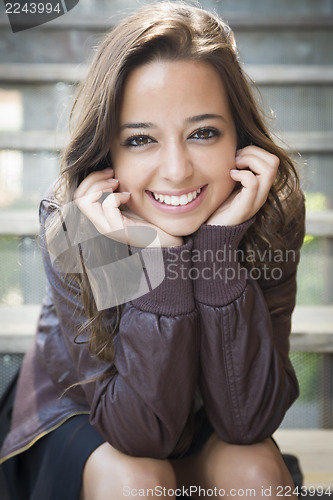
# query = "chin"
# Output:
<box><xmin>158</xmin><ymin>220</ymin><xmax>203</xmax><ymax>238</ymax></box>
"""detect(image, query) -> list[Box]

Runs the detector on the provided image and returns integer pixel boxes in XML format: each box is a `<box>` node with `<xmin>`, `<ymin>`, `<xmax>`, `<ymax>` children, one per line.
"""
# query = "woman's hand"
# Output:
<box><xmin>206</xmin><ymin>146</ymin><xmax>279</xmax><ymax>227</ymax></box>
<box><xmin>73</xmin><ymin>169</ymin><xmax>183</xmax><ymax>248</ymax></box>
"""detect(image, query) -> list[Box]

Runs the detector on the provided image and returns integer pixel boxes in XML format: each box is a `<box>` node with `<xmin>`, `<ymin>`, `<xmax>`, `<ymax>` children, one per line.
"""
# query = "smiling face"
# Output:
<box><xmin>111</xmin><ymin>59</ymin><xmax>238</xmax><ymax>236</ymax></box>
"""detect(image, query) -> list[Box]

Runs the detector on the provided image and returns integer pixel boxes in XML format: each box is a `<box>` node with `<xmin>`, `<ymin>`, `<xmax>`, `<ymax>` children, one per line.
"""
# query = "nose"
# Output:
<box><xmin>159</xmin><ymin>140</ymin><xmax>193</xmax><ymax>183</ymax></box>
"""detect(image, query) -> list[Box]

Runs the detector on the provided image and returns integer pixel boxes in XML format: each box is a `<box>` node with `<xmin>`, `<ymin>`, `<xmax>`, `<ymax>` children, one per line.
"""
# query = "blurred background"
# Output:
<box><xmin>0</xmin><ymin>0</ymin><xmax>332</xmax><ymax>484</ymax></box>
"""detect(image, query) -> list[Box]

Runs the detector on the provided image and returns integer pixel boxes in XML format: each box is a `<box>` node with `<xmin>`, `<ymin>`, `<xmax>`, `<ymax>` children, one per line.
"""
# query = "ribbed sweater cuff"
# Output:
<box><xmin>192</xmin><ymin>218</ymin><xmax>255</xmax><ymax>306</ymax></box>
<box><xmin>130</xmin><ymin>239</ymin><xmax>194</xmax><ymax>316</ymax></box>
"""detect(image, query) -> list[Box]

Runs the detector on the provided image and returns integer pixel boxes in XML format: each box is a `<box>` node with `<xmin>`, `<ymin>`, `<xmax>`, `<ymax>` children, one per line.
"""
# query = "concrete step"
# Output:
<box><xmin>219</xmin><ymin>0</ymin><xmax>333</xmax><ymax>17</ymax></box>
<box><xmin>258</xmin><ymin>85</ymin><xmax>333</xmax><ymax>133</ymax></box>
<box><xmin>0</xmin><ymin>81</ymin><xmax>73</xmax><ymax>132</ymax></box>
<box><xmin>0</xmin><ymin>221</ymin><xmax>332</xmax><ymax>311</ymax></box>
<box><xmin>1</xmin><ymin>130</ymin><xmax>332</xmax><ymax>154</ymax></box>
<box><xmin>0</xmin><ymin>305</ymin><xmax>332</xmax><ymax>353</ymax></box>
<box><xmin>1</xmin><ymin>68</ymin><xmax>332</xmax><ymax>134</ymax></box>
<box><xmin>274</xmin><ymin>430</ymin><xmax>333</xmax><ymax>488</ymax></box>
<box><xmin>1</xmin><ymin>12</ymin><xmax>333</xmax><ymax>29</ymax></box>
<box><xmin>0</xmin><ymin>131</ymin><xmax>332</xmax><ymax>215</ymax></box>
<box><xmin>1</xmin><ymin>63</ymin><xmax>333</xmax><ymax>84</ymax></box>
<box><xmin>299</xmin><ymin>154</ymin><xmax>333</xmax><ymax>202</ymax></box>
<box><xmin>0</xmin><ymin>13</ymin><xmax>332</xmax><ymax>65</ymax></box>
<box><xmin>0</xmin><ymin>130</ymin><xmax>68</xmax><ymax>151</ymax></box>
<box><xmin>0</xmin><ymin>209</ymin><xmax>332</xmax><ymax>237</ymax></box>
<box><xmin>1</xmin><ymin>0</ymin><xmax>332</xmax><ymax>18</ymax></box>
<box><xmin>0</xmin><ymin>149</ymin><xmax>332</xmax><ymax>219</ymax></box>
<box><xmin>235</xmin><ymin>30</ymin><xmax>333</xmax><ymax>66</ymax></box>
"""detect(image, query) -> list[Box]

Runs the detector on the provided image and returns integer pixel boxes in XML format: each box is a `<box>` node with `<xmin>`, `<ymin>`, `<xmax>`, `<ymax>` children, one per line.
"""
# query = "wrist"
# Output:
<box><xmin>130</xmin><ymin>238</ymin><xmax>194</xmax><ymax>315</ymax></box>
<box><xmin>192</xmin><ymin>218</ymin><xmax>255</xmax><ymax>306</ymax></box>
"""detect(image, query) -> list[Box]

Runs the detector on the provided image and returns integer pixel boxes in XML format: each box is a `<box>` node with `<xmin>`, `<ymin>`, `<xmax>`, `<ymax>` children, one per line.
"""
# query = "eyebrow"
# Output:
<box><xmin>118</xmin><ymin>114</ymin><xmax>226</xmax><ymax>133</ymax></box>
<box><xmin>118</xmin><ymin>122</ymin><xmax>154</xmax><ymax>133</ymax></box>
<box><xmin>185</xmin><ymin>113</ymin><xmax>227</xmax><ymax>124</ymax></box>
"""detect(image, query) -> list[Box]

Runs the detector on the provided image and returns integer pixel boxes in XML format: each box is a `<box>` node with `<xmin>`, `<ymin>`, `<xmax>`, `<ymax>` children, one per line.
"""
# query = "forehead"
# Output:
<box><xmin>119</xmin><ymin>59</ymin><xmax>233</xmax><ymax>124</ymax></box>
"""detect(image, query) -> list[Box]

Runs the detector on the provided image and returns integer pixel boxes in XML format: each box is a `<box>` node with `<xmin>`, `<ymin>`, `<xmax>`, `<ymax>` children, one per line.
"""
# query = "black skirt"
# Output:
<box><xmin>1</xmin><ymin>410</ymin><xmax>214</xmax><ymax>500</ymax></box>
<box><xmin>1</xmin><ymin>414</ymin><xmax>105</xmax><ymax>500</ymax></box>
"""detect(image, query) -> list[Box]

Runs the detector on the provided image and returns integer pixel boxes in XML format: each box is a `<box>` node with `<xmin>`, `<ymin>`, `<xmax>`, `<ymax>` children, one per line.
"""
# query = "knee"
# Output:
<box><xmin>207</xmin><ymin>437</ymin><xmax>291</xmax><ymax>492</ymax></box>
<box><xmin>82</xmin><ymin>442</ymin><xmax>177</xmax><ymax>500</ymax></box>
<box><xmin>241</xmin><ymin>442</ymin><xmax>287</xmax><ymax>487</ymax></box>
<box><xmin>125</xmin><ymin>458</ymin><xmax>177</xmax><ymax>494</ymax></box>
<box><xmin>229</xmin><ymin>439</ymin><xmax>291</xmax><ymax>489</ymax></box>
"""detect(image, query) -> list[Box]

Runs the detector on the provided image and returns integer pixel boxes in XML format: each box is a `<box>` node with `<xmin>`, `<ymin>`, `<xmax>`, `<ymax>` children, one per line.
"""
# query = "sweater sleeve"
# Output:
<box><xmin>39</xmin><ymin>198</ymin><xmax>199</xmax><ymax>459</ymax></box>
<box><xmin>191</xmin><ymin>208</ymin><xmax>305</xmax><ymax>444</ymax></box>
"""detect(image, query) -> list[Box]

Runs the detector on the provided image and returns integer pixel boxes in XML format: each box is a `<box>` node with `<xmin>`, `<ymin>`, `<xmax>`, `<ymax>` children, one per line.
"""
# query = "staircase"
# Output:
<box><xmin>0</xmin><ymin>0</ymin><xmax>332</xmax><ymax>491</ymax></box>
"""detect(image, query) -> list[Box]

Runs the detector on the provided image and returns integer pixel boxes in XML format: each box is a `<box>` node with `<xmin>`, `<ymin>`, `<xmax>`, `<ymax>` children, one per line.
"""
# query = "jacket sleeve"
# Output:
<box><xmin>192</xmin><ymin>206</ymin><xmax>305</xmax><ymax>444</ymax></box>
<box><xmin>39</xmin><ymin>199</ymin><xmax>199</xmax><ymax>459</ymax></box>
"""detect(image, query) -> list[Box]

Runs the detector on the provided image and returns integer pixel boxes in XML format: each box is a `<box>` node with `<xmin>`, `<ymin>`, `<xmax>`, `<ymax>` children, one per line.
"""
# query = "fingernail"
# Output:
<box><xmin>123</xmin><ymin>192</ymin><xmax>131</xmax><ymax>195</ymax></box>
<box><xmin>103</xmin><ymin>168</ymin><xmax>113</xmax><ymax>172</ymax></box>
<box><xmin>106</xmin><ymin>178</ymin><xmax>118</xmax><ymax>183</ymax></box>
<box><xmin>230</xmin><ymin>169</ymin><xmax>239</xmax><ymax>174</ymax></box>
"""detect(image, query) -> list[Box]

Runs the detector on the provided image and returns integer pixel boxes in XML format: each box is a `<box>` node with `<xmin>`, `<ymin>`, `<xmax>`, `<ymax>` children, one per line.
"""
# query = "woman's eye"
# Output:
<box><xmin>123</xmin><ymin>135</ymin><xmax>154</xmax><ymax>147</ymax></box>
<box><xmin>190</xmin><ymin>128</ymin><xmax>220</xmax><ymax>140</ymax></box>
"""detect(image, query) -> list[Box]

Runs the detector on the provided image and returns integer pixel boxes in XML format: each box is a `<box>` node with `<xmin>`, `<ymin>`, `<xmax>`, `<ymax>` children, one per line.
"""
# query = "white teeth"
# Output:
<box><xmin>152</xmin><ymin>188</ymin><xmax>202</xmax><ymax>206</ymax></box>
<box><xmin>179</xmin><ymin>194</ymin><xmax>188</xmax><ymax>205</ymax></box>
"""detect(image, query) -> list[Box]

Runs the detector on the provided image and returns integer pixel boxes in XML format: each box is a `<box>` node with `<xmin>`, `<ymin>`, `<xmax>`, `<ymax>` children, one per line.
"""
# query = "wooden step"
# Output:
<box><xmin>248</xmin><ymin>65</ymin><xmax>333</xmax><ymax>85</ymax></box>
<box><xmin>0</xmin><ymin>130</ymin><xmax>68</xmax><ymax>151</ymax></box>
<box><xmin>1</xmin><ymin>130</ymin><xmax>332</xmax><ymax>154</ymax></box>
<box><xmin>1</xmin><ymin>63</ymin><xmax>333</xmax><ymax>84</ymax></box>
<box><xmin>274</xmin><ymin>429</ymin><xmax>333</xmax><ymax>488</ymax></box>
<box><xmin>0</xmin><ymin>209</ymin><xmax>40</xmax><ymax>235</ymax></box>
<box><xmin>0</xmin><ymin>63</ymin><xmax>86</xmax><ymax>82</ymax></box>
<box><xmin>1</xmin><ymin>13</ymin><xmax>332</xmax><ymax>30</ymax></box>
<box><xmin>1</xmin><ymin>209</ymin><xmax>332</xmax><ymax>237</ymax></box>
<box><xmin>0</xmin><ymin>305</ymin><xmax>332</xmax><ymax>354</ymax></box>
<box><xmin>291</xmin><ymin>305</ymin><xmax>333</xmax><ymax>352</ymax></box>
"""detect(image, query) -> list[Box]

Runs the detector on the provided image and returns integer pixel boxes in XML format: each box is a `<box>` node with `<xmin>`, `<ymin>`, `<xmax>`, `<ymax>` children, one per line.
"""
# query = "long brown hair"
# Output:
<box><xmin>52</xmin><ymin>0</ymin><xmax>303</xmax><ymax>384</ymax></box>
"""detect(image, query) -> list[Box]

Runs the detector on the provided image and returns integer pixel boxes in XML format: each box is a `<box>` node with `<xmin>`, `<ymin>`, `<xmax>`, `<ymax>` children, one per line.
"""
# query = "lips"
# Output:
<box><xmin>151</xmin><ymin>188</ymin><xmax>201</xmax><ymax>206</ymax></box>
<box><xmin>146</xmin><ymin>185</ymin><xmax>207</xmax><ymax>214</ymax></box>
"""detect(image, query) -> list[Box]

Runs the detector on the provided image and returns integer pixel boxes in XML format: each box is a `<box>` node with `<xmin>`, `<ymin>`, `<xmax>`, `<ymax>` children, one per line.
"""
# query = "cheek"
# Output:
<box><xmin>207</xmin><ymin>162</ymin><xmax>236</xmax><ymax>204</ymax></box>
<box><xmin>198</xmin><ymin>143</ymin><xmax>236</xmax><ymax>172</ymax></box>
<box><xmin>205</xmin><ymin>158</ymin><xmax>235</xmax><ymax>186</ymax></box>
<box><xmin>116</xmin><ymin>166</ymin><xmax>148</xmax><ymax>196</ymax></box>
<box><xmin>112</xmin><ymin>156</ymin><xmax>132</xmax><ymax>190</ymax></box>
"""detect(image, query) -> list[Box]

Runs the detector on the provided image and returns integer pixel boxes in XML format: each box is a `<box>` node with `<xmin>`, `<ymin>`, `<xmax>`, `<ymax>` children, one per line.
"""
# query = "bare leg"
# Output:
<box><xmin>172</xmin><ymin>433</ymin><xmax>296</xmax><ymax>499</ymax></box>
<box><xmin>80</xmin><ymin>442</ymin><xmax>177</xmax><ymax>500</ymax></box>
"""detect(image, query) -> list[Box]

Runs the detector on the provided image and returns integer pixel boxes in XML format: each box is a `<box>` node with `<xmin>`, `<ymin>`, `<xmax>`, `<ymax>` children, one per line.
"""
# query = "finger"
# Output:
<box><xmin>74</xmin><ymin>169</ymin><xmax>114</xmax><ymax>198</ymax></box>
<box><xmin>83</xmin><ymin>178</ymin><xmax>119</xmax><ymax>197</ymax></box>
<box><xmin>230</xmin><ymin>169</ymin><xmax>260</xmax><ymax>214</ymax></box>
<box><xmin>74</xmin><ymin>189</ymin><xmax>104</xmax><ymax>210</ymax></box>
<box><xmin>74</xmin><ymin>191</ymin><xmax>113</xmax><ymax>235</ymax></box>
<box><xmin>79</xmin><ymin>192</ymin><xmax>131</xmax><ymax>236</ymax></box>
<box><xmin>102</xmin><ymin>192</ymin><xmax>131</xmax><ymax>233</ymax></box>
<box><xmin>74</xmin><ymin>179</ymin><xmax>118</xmax><ymax>209</ymax></box>
<box><xmin>230</xmin><ymin>168</ymin><xmax>259</xmax><ymax>192</ymax></box>
<box><xmin>236</xmin><ymin>146</ymin><xmax>279</xmax><ymax>185</ymax></box>
<box><xmin>236</xmin><ymin>146</ymin><xmax>279</xmax><ymax>166</ymax></box>
<box><xmin>235</xmin><ymin>152</ymin><xmax>278</xmax><ymax>202</ymax></box>
<box><xmin>230</xmin><ymin>167</ymin><xmax>268</xmax><ymax>213</ymax></box>
<box><xmin>235</xmin><ymin>155</ymin><xmax>276</xmax><ymax>198</ymax></box>
<box><xmin>235</xmin><ymin>153</ymin><xmax>278</xmax><ymax>176</ymax></box>
<box><xmin>102</xmin><ymin>192</ymin><xmax>130</xmax><ymax>210</ymax></box>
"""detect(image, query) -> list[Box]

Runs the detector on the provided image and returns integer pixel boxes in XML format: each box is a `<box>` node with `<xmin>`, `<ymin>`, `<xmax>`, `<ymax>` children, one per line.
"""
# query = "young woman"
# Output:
<box><xmin>0</xmin><ymin>2</ymin><xmax>305</xmax><ymax>499</ymax></box>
